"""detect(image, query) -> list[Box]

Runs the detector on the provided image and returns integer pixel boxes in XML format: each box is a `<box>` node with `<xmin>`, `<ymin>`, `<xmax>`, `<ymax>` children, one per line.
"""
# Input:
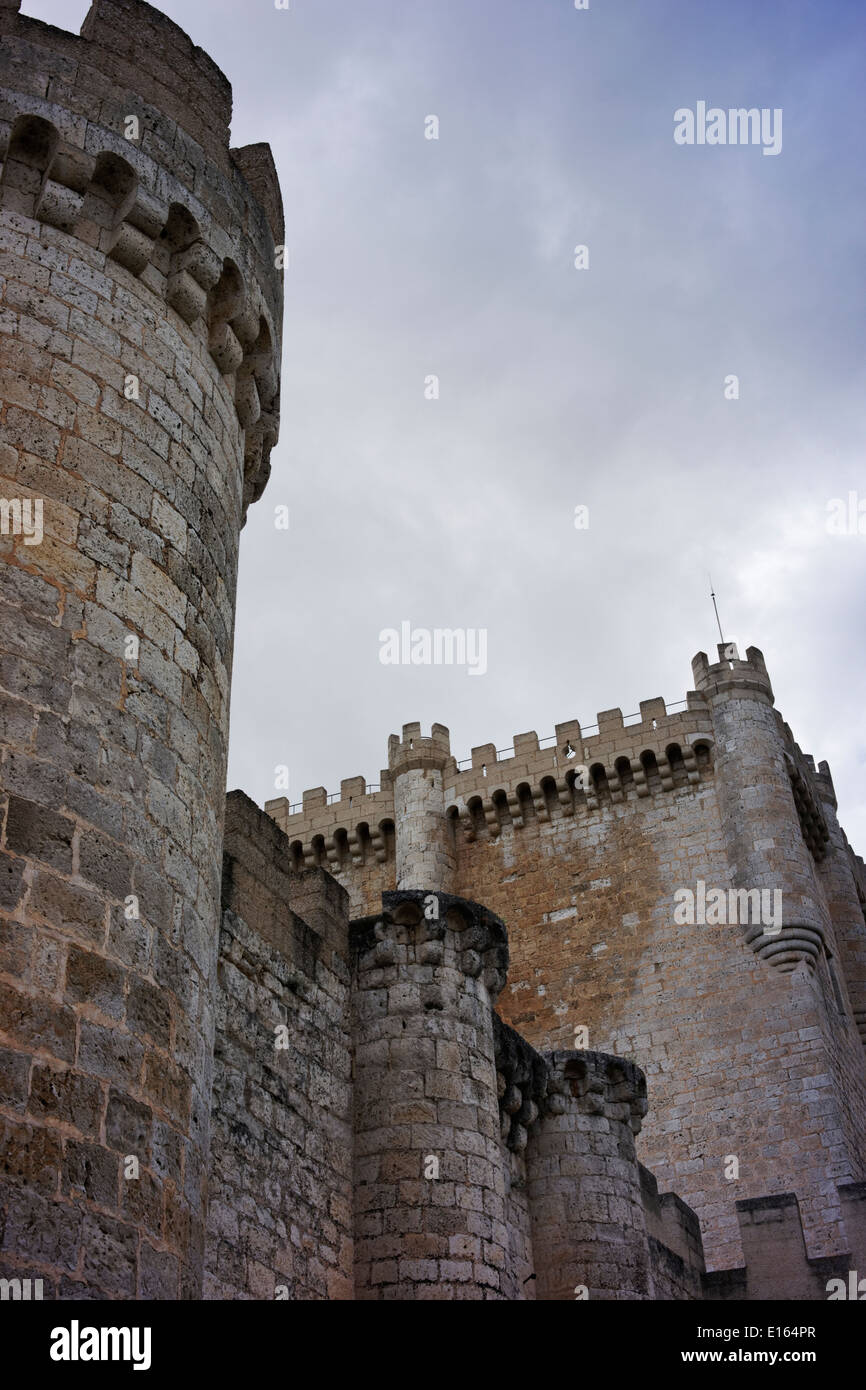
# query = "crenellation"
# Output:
<box><xmin>597</xmin><ymin>706</ymin><xmax>624</xmax><ymax>734</ymax></box>
<box><xmin>0</xmin><ymin>4</ymin><xmax>283</xmax><ymax>514</ymax></box>
<box><xmin>640</xmin><ymin>696</ymin><xmax>667</xmax><ymax>723</ymax></box>
<box><xmin>263</xmin><ymin>696</ymin><xmax>719</xmax><ymax>877</ymax></box>
<box><xmin>691</xmin><ymin>642</ymin><xmax>773</xmax><ymax>700</ymax></box>
<box><xmin>471</xmin><ymin>741</ymin><xmax>497</xmax><ymax>769</ymax></box>
<box><xmin>512</xmin><ymin>730</ymin><xmax>539</xmax><ymax>755</ymax></box>
<box><xmin>554</xmin><ymin>717</ymin><xmax>581</xmax><ymax>748</ymax></box>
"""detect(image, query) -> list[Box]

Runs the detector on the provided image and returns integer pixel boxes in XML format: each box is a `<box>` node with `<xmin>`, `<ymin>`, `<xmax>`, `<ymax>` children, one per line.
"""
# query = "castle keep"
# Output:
<box><xmin>266</xmin><ymin>647</ymin><xmax>866</xmax><ymax>1280</ymax></box>
<box><xmin>1</xmin><ymin>0</ymin><xmax>865</xmax><ymax>1300</ymax></box>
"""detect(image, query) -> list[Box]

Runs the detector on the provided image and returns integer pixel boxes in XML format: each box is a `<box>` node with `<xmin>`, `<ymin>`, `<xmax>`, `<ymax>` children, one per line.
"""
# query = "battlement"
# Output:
<box><xmin>0</xmin><ymin>0</ymin><xmax>282</xmax><ymax>509</ymax></box>
<box><xmin>388</xmin><ymin>720</ymin><xmax>452</xmax><ymax>774</ymax></box>
<box><xmin>703</xmin><ymin>1190</ymin><xmax>861</xmax><ymax>1300</ymax></box>
<box><xmin>265</xmin><ymin>689</ymin><xmax>717</xmax><ymax>869</ymax></box>
<box><xmin>265</xmin><ymin>784</ymin><xmax>395</xmax><ymax>874</ymax></box>
<box><xmin>691</xmin><ymin>643</ymin><xmax>774</xmax><ymax>701</ymax></box>
<box><xmin>443</xmin><ymin>695</ymin><xmax>717</xmax><ymax>842</ymax></box>
<box><xmin>640</xmin><ymin>1165</ymin><xmax>706</xmax><ymax>1299</ymax></box>
<box><xmin>453</xmin><ymin>688</ymin><xmax>710</xmax><ymax>778</ymax></box>
<box><xmin>2</xmin><ymin>0</ymin><xmax>231</xmax><ymax>170</ymax></box>
<box><xmin>270</xmin><ymin>647</ymin><xmax>837</xmax><ymax>849</ymax></box>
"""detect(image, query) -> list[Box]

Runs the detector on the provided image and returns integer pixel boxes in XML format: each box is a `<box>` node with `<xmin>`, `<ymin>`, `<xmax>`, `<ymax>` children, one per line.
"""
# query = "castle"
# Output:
<box><xmin>0</xmin><ymin>0</ymin><xmax>864</xmax><ymax>1301</ymax></box>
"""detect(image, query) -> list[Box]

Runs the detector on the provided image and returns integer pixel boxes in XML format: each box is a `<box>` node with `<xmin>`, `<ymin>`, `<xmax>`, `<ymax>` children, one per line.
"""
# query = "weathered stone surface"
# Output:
<box><xmin>266</xmin><ymin>650</ymin><xmax>866</xmax><ymax>1283</ymax></box>
<box><xmin>1</xmin><ymin>0</ymin><xmax>864</xmax><ymax>1309</ymax></box>
<box><xmin>204</xmin><ymin>793</ymin><xmax>354</xmax><ymax>1301</ymax></box>
<box><xmin>0</xmin><ymin>0</ymin><xmax>281</xmax><ymax>1299</ymax></box>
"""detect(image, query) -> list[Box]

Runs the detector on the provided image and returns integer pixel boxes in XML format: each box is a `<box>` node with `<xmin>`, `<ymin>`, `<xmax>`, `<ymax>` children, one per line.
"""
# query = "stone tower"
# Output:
<box><xmin>690</xmin><ymin>645</ymin><xmax>829</xmax><ymax>970</ymax></box>
<box><xmin>352</xmin><ymin>889</ymin><xmax>510</xmax><ymax>1298</ymax></box>
<box><xmin>388</xmin><ymin>722</ymin><xmax>456</xmax><ymax>892</ymax></box>
<box><xmin>0</xmin><ymin>0</ymin><xmax>281</xmax><ymax>1297</ymax></box>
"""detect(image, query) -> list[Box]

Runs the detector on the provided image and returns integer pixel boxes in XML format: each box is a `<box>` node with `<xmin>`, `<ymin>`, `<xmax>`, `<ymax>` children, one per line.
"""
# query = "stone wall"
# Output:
<box><xmin>641</xmin><ymin>1166</ymin><xmax>705</xmax><ymax>1300</ymax></box>
<box><xmin>204</xmin><ymin>793</ymin><xmax>353</xmax><ymax>1300</ymax></box>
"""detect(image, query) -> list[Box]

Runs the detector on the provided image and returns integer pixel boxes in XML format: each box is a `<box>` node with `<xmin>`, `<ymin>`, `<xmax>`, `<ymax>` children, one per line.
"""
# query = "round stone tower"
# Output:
<box><xmin>351</xmin><ymin>889</ymin><xmax>509</xmax><ymax>1299</ymax></box>
<box><xmin>691</xmin><ymin>645</ymin><xmax>830</xmax><ymax>970</ymax></box>
<box><xmin>388</xmin><ymin>722</ymin><xmax>456</xmax><ymax>893</ymax></box>
<box><xmin>0</xmin><ymin>0</ymin><xmax>281</xmax><ymax>1298</ymax></box>
<box><xmin>527</xmin><ymin>1051</ymin><xmax>652</xmax><ymax>1300</ymax></box>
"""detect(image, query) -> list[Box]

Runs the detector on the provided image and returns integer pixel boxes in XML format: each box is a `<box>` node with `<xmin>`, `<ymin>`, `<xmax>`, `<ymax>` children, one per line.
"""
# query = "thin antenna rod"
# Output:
<box><xmin>709</xmin><ymin>574</ymin><xmax>725</xmax><ymax>644</ymax></box>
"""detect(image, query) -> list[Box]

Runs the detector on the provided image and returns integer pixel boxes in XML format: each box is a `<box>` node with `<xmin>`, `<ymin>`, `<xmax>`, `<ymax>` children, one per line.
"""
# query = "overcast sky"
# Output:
<box><xmin>26</xmin><ymin>0</ymin><xmax>866</xmax><ymax>850</ymax></box>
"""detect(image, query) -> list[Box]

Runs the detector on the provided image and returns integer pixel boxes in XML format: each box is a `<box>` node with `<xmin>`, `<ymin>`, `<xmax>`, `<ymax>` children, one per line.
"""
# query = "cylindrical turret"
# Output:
<box><xmin>691</xmin><ymin>645</ymin><xmax>829</xmax><ymax>971</ymax></box>
<box><xmin>527</xmin><ymin>1051</ymin><xmax>653</xmax><ymax>1300</ymax></box>
<box><xmin>0</xmin><ymin>0</ymin><xmax>282</xmax><ymax>1298</ymax></box>
<box><xmin>351</xmin><ymin>889</ymin><xmax>509</xmax><ymax>1299</ymax></box>
<box><xmin>388</xmin><ymin>723</ymin><xmax>456</xmax><ymax>893</ymax></box>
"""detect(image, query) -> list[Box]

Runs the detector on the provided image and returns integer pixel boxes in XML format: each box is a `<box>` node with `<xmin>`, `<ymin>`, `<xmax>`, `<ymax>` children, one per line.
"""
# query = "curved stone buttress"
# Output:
<box><xmin>0</xmin><ymin>0</ymin><xmax>282</xmax><ymax>1297</ymax></box>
